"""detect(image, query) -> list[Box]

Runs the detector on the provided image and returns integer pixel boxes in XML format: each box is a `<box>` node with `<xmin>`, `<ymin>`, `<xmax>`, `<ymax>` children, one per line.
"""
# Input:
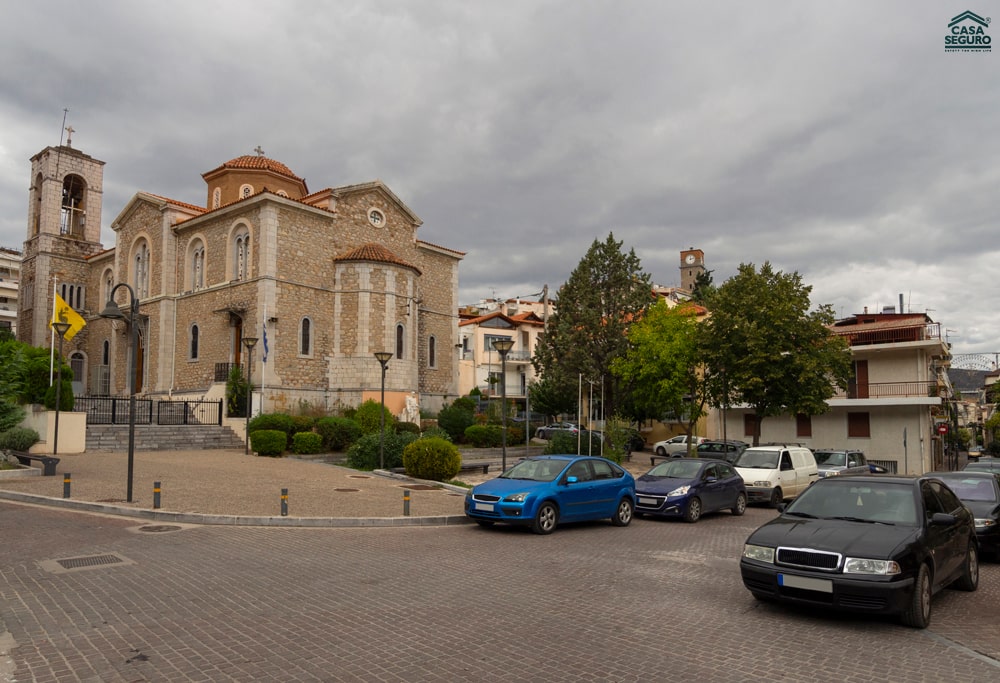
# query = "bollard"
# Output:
<box><xmin>403</xmin><ymin>489</ymin><xmax>411</xmax><ymax>516</ymax></box>
<box><xmin>153</xmin><ymin>481</ymin><xmax>161</xmax><ymax>510</ymax></box>
<box><xmin>63</xmin><ymin>473</ymin><xmax>71</xmax><ymax>499</ymax></box>
<box><xmin>281</xmin><ymin>488</ymin><xmax>288</xmax><ymax>516</ymax></box>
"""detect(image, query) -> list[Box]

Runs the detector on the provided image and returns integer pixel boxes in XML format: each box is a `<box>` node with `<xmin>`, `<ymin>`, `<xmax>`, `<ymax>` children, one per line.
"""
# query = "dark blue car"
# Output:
<box><xmin>464</xmin><ymin>455</ymin><xmax>636</xmax><ymax>534</ymax></box>
<box><xmin>635</xmin><ymin>458</ymin><xmax>747</xmax><ymax>522</ymax></box>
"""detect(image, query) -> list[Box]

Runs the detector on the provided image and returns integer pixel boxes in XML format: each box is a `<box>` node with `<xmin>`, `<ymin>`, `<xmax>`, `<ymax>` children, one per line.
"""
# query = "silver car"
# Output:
<box><xmin>813</xmin><ymin>449</ymin><xmax>868</xmax><ymax>478</ymax></box>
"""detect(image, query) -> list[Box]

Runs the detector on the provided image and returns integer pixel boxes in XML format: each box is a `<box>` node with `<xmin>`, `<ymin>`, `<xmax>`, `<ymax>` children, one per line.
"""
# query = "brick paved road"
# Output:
<box><xmin>2</xmin><ymin>501</ymin><xmax>999</xmax><ymax>682</ymax></box>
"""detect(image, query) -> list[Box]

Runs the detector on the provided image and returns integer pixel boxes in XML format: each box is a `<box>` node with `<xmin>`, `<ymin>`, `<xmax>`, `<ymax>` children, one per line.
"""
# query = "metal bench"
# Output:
<box><xmin>12</xmin><ymin>451</ymin><xmax>61</xmax><ymax>476</ymax></box>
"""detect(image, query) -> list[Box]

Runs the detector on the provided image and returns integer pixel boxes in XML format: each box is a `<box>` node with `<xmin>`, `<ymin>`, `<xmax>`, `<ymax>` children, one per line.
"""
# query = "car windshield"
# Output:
<box><xmin>500</xmin><ymin>459</ymin><xmax>565</xmax><ymax>482</ymax></box>
<box><xmin>939</xmin><ymin>477</ymin><xmax>998</xmax><ymax>502</ymax></box>
<box><xmin>735</xmin><ymin>449</ymin><xmax>779</xmax><ymax>469</ymax></box>
<box><xmin>965</xmin><ymin>462</ymin><xmax>1000</xmax><ymax>472</ymax></box>
<box><xmin>699</xmin><ymin>443</ymin><xmax>725</xmax><ymax>453</ymax></box>
<box><xmin>786</xmin><ymin>481</ymin><xmax>917</xmax><ymax>525</ymax></box>
<box><xmin>814</xmin><ymin>451</ymin><xmax>845</xmax><ymax>467</ymax></box>
<box><xmin>648</xmin><ymin>460</ymin><xmax>704</xmax><ymax>479</ymax></box>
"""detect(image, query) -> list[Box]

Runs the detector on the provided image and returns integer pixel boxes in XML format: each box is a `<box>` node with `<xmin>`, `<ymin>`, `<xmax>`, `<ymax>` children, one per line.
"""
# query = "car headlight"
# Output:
<box><xmin>503</xmin><ymin>493</ymin><xmax>529</xmax><ymax>503</ymax></box>
<box><xmin>843</xmin><ymin>558</ymin><xmax>901</xmax><ymax>575</ymax></box>
<box><xmin>667</xmin><ymin>485</ymin><xmax>691</xmax><ymax>497</ymax></box>
<box><xmin>975</xmin><ymin>518</ymin><xmax>996</xmax><ymax>529</ymax></box>
<box><xmin>825</xmin><ymin>471</ymin><xmax>840</xmax><ymax>476</ymax></box>
<box><xmin>753</xmin><ymin>481</ymin><xmax>772</xmax><ymax>488</ymax></box>
<box><xmin>743</xmin><ymin>544</ymin><xmax>775</xmax><ymax>563</ymax></box>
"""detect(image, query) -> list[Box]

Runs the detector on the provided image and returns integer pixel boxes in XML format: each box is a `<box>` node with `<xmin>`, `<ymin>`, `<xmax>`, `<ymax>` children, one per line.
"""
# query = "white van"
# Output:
<box><xmin>734</xmin><ymin>445</ymin><xmax>818</xmax><ymax>507</ymax></box>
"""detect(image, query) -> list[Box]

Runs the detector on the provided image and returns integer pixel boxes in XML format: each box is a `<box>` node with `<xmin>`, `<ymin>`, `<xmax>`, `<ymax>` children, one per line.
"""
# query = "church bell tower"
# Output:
<box><xmin>18</xmin><ymin>128</ymin><xmax>106</xmax><ymax>346</ymax></box>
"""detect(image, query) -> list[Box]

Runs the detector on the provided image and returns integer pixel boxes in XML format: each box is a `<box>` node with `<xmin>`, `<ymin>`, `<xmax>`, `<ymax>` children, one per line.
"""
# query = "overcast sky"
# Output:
<box><xmin>1</xmin><ymin>1</ymin><xmax>997</xmax><ymax>363</ymax></box>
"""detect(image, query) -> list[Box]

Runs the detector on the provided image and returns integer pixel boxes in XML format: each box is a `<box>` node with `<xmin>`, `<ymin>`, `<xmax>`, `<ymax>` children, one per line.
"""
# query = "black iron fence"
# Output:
<box><xmin>75</xmin><ymin>396</ymin><xmax>223</xmax><ymax>426</ymax></box>
<box><xmin>215</xmin><ymin>362</ymin><xmax>238</xmax><ymax>382</ymax></box>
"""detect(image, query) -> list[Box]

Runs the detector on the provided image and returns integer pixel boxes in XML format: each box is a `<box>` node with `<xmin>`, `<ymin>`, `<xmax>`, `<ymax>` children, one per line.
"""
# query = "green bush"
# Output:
<box><xmin>43</xmin><ymin>377</ymin><xmax>74</xmax><ymax>411</ymax></box>
<box><xmin>346</xmin><ymin>430</ymin><xmax>418</xmax><ymax>470</ymax></box>
<box><xmin>250</xmin><ymin>429</ymin><xmax>286</xmax><ymax>457</ymax></box>
<box><xmin>420</xmin><ymin>425</ymin><xmax>452</xmax><ymax>442</ymax></box>
<box><xmin>315</xmin><ymin>416</ymin><xmax>361</xmax><ymax>451</ymax></box>
<box><xmin>402</xmin><ymin>436</ymin><xmax>461</xmax><ymax>481</ymax></box>
<box><xmin>438</xmin><ymin>397</ymin><xmax>476</xmax><ymax>442</ymax></box>
<box><xmin>465</xmin><ymin>424</ymin><xmax>502</xmax><ymax>448</ymax></box>
<box><xmin>290</xmin><ymin>415</ymin><xmax>315</xmax><ymax>435</ymax></box>
<box><xmin>226</xmin><ymin>365</ymin><xmax>248</xmax><ymax>417</ymax></box>
<box><xmin>248</xmin><ymin>413</ymin><xmax>296</xmax><ymax>448</ymax></box>
<box><xmin>292</xmin><ymin>431</ymin><xmax>323</xmax><ymax>454</ymax></box>
<box><xmin>0</xmin><ymin>426</ymin><xmax>41</xmax><ymax>451</ymax></box>
<box><xmin>395</xmin><ymin>420</ymin><xmax>420</xmax><ymax>435</ymax></box>
<box><xmin>545</xmin><ymin>431</ymin><xmax>602</xmax><ymax>456</ymax></box>
<box><xmin>354</xmin><ymin>399</ymin><xmax>395</xmax><ymax>435</ymax></box>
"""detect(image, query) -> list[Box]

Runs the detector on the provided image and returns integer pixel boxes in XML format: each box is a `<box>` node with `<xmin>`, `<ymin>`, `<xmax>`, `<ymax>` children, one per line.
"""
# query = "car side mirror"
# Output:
<box><xmin>929</xmin><ymin>512</ymin><xmax>956</xmax><ymax>526</ymax></box>
<box><xmin>705</xmin><ymin>476</ymin><xmax>717</xmax><ymax>483</ymax></box>
<box><xmin>776</xmin><ymin>503</ymin><xmax>787</xmax><ymax>513</ymax></box>
<box><xmin>565</xmin><ymin>475</ymin><xmax>578</xmax><ymax>484</ymax></box>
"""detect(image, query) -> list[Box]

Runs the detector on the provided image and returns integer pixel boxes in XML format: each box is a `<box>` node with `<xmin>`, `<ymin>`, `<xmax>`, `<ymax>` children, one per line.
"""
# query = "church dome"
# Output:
<box><xmin>218</xmin><ymin>155</ymin><xmax>302</xmax><ymax>182</ymax></box>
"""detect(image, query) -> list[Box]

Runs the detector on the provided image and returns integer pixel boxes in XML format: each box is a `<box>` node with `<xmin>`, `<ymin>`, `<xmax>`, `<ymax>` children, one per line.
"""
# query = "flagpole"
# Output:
<box><xmin>50</xmin><ymin>279</ymin><xmax>57</xmax><ymax>385</ymax></box>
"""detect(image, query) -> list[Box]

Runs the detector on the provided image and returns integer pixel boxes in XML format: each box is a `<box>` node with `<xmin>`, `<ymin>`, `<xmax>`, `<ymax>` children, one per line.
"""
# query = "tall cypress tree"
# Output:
<box><xmin>532</xmin><ymin>233</ymin><xmax>653</xmax><ymax>420</ymax></box>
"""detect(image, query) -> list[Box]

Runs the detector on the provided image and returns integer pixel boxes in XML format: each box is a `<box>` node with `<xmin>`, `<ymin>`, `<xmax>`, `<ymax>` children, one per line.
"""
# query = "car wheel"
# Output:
<box><xmin>683</xmin><ymin>497</ymin><xmax>702</xmax><ymax>523</ymax></box>
<box><xmin>531</xmin><ymin>501</ymin><xmax>559</xmax><ymax>535</ymax></box>
<box><xmin>611</xmin><ymin>497</ymin><xmax>634</xmax><ymax>527</ymax></box>
<box><xmin>475</xmin><ymin>520</ymin><xmax>495</xmax><ymax>528</ymax></box>
<box><xmin>900</xmin><ymin>563</ymin><xmax>932</xmax><ymax>629</ymax></box>
<box><xmin>656</xmin><ymin>446</ymin><xmax>667</xmax><ymax>456</ymax></box>
<box><xmin>732</xmin><ymin>492</ymin><xmax>747</xmax><ymax>516</ymax></box>
<box><xmin>952</xmin><ymin>543</ymin><xmax>979</xmax><ymax>592</ymax></box>
<box><xmin>769</xmin><ymin>488</ymin><xmax>783</xmax><ymax>509</ymax></box>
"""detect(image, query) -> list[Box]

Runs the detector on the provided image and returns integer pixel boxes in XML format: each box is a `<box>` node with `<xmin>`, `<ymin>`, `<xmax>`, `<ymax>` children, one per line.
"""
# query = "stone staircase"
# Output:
<box><xmin>86</xmin><ymin>424</ymin><xmax>246</xmax><ymax>452</ymax></box>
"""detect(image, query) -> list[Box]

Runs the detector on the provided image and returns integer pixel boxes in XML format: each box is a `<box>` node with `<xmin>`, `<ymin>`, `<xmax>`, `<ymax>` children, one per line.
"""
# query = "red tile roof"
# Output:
<box><xmin>218</xmin><ymin>155</ymin><xmax>302</xmax><ymax>181</ymax></box>
<box><xmin>333</xmin><ymin>243</ymin><xmax>421</xmax><ymax>274</ymax></box>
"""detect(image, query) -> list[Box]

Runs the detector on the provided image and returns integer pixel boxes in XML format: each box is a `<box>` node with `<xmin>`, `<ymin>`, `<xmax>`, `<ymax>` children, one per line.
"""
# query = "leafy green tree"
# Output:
<box><xmin>701</xmin><ymin>262</ymin><xmax>852</xmax><ymax>446</ymax></box>
<box><xmin>0</xmin><ymin>339</ymin><xmax>27</xmax><ymax>432</ymax></box>
<box><xmin>690</xmin><ymin>269</ymin><xmax>715</xmax><ymax>304</ymax></box>
<box><xmin>437</xmin><ymin>397</ymin><xmax>477</xmax><ymax>441</ymax></box>
<box><xmin>611</xmin><ymin>300</ymin><xmax>706</xmax><ymax>454</ymax></box>
<box><xmin>532</xmin><ymin>233</ymin><xmax>653</xmax><ymax>420</ymax></box>
<box><xmin>527</xmin><ymin>376</ymin><xmax>576</xmax><ymax>421</ymax></box>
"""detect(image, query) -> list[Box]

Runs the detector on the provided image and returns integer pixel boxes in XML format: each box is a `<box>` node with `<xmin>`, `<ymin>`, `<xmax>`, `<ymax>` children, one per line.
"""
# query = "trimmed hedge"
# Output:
<box><xmin>248</xmin><ymin>413</ymin><xmax>296</xmax><ymax>448</ymax></box>
<box><xmin>292</xmin><ymin>431</ymin><xmax>323</xmax><ymax>454</ymax></box>
<box><xmin>402</xmin><ymin>437</ymin><xmax>461</xmax><ymax>481</ymax></box>
<box><xmin>250</xmin><ymin>429</ymin><xmax>287</xmax><ymax>457</ymax></box>
<box><xmin>0</xmin><ymin>427</ymin><xmax>41</xmax><ymax>451</ymax></box>
<box><xmin>315</xmin><ymin>416</ymin><xmax>361</xmax><ymax>451</ymax></box>
<box><xmin>464</xmin><ymin>424</ymin><xmax>502</xmax><ymax>448</ymax></box>
<box><xmin>346</xmin><ymin>430</ymin><xmax>418</xmax><ymax>470</ymax></box>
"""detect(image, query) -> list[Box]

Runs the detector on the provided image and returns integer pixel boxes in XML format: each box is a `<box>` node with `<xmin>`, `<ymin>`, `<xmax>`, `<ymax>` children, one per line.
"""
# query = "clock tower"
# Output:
<box><xmin>679</xmin><ymin>248</ymin><xmax>705</xmax><ymax>292</ymax></box>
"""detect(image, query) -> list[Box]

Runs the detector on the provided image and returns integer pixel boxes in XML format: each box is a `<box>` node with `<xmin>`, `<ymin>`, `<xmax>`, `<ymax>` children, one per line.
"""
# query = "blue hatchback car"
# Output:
<box><xmin>635</xmin><ymin>458</ymin><xmax>747</xmax><ymax>522</ymax></box>
<box><xmin>464</xmin><ymin>455</ymin><xmax>636</xmax><ymax>534</ymax></box>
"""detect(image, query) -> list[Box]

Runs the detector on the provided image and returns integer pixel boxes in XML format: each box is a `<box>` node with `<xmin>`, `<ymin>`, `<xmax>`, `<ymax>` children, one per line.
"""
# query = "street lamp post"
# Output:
<box><xmin>51</xmin><ymin>321</ymin><xmax>71</xmax><ymax>457</ymax></box>
<box><xmin>492</xmin><ymin>339</ymin><xmax>514</xmax><ymax>472</ymax></box>
<box><xmin>100</xmin><ymin>283</ymin><xmax>140</xmax><ymax>503</ymax></box>
<box><xmin>374</xmin><ymin>352</ymin><xmax>393</xmax><ymax>470</ymax></box>
<box><xmin>242</xmin><ymin>337</ymin><xmax>259</xmax><ymax>455</ymax></box>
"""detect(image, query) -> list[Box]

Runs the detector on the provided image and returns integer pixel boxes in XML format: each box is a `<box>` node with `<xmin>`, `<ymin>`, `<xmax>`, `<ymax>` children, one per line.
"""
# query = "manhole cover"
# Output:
<box><xmin>137</xmin><ymin>525</ymin><xmax>182</xmax><ymax>533</ymax></box>
<box><xmin>334</xmin><ymin>488</ymin><xmax>360</xmax><ymax>493</ymax></box>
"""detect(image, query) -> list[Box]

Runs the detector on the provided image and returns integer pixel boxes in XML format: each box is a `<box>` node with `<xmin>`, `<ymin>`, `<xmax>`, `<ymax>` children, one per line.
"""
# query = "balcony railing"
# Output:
<box><xmin>831</xmin><ymin>381</ymin><xmax>941</xmax><ymax>400</ymax></box>
<box><xmin>831</xmin><ymin>322</ymin><xmax>942</xmax><ymax>347</ymax></box>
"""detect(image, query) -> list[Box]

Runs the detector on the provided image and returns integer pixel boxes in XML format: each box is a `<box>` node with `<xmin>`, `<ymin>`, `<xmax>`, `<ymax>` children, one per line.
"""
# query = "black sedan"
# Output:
<box><xmin>930</xmin><ymin>471</ymin><xmax>1000</xmax><ymax>560</ymax></box>
<box><xmin>740</xmin><ymin>475</ymin><xmax>978</xmax><ymax>628</ymax></box>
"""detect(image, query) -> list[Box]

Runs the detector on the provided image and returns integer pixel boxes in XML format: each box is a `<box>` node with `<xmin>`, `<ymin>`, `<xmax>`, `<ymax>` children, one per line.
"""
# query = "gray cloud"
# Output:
<box><xmin>1</xmin><ymin>0</ymin><xmax>996</xmax><ymax>359</ymax></box>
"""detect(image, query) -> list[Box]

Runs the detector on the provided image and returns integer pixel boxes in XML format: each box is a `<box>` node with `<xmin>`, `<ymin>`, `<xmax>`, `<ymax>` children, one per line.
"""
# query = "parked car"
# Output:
<box><xmin>813</xmin><ymin>449</ymin><xmax>869</xmax><ymax>478</ymax></box>
<box><xmin>695</xmin><ymin>440</ymin><xmax>747</xmax><ymax>464</ymax></box>
<box><xmin>623</xmin><ymin>428</ymin><xmax>645</xmax><ymax>453</ymax></box>
<box><xmin>464</xmin><ymin>455</ymin><xmax>636</xmax><ymax>534</ymax></box>
<box><xmin>740</xmin><ymin>474</ymin><xmax>979</xmax><ymax>628</ymax></box>
<box><xmin>652</xmin><ymin>434</ymin><xmax>707</xmax><ymax>457</ymax></box>
<box><xmin>965</xmin><ymin>458</ymin><xmax>1000</xmax><ymax>473</ymax></box>
<box><xmin>928</xmin><ymin>471</ymin><xmax>1000</xmax><ymax>559</ymax></box>
<box><xmin>869</xmin><ymin>463</ymin><xmax>890</xmax><ymax>474</ymax></box>
<box><xmin>534</xmin><ymin>423</ymin><xmax>581</xmax><ymax>440</ymax></box>
<box><xmin>733</xmin><ymin>445</ymin><xmax>819</xmax><ymax>507</ymax></box>
<box><xmin>635</xmin><ymin>458</ymin><xmax>747</xmax><ymax>522</ymax></box>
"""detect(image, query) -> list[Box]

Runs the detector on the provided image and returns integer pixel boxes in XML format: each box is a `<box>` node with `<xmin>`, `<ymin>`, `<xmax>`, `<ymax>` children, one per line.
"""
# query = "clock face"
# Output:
<box><xmin>685</xmin><ymin>254</ymin><xmax>696</xmax><ymax>264</ymax></box>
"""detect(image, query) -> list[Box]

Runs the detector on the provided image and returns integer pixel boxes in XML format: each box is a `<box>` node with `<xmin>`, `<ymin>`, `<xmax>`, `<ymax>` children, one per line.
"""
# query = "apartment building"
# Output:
<box><xmin>0</xmin><ymin>247</ymin><xmax>20</xmax><ymax>334</ymax></box>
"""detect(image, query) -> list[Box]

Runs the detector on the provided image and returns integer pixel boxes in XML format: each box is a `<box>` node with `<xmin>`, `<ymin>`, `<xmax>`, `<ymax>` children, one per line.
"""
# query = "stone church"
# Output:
<box><xmin>17</xmin><ymin>140</ymin><xmax>465</xmax><ymax>418</ymax></box>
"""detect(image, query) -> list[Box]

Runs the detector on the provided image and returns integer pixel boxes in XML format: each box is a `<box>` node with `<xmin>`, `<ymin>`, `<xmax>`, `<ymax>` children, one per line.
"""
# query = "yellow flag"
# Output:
<box><xmin>50</xmin><ymin>293</ymin><xmax>86</xmax><ymax>341</ymax></box>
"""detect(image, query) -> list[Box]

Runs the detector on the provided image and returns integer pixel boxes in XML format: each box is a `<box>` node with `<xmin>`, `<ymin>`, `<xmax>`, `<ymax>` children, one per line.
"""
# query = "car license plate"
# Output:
<box><xmin>474</xmin><ymin>502</ymin><xmax>494</xmax><ymax>512</ymax></box>
<box><xmin>638</xmin><ymin>497</ymin><xmax>657</xmax><ymax>506</ymax></box>
<box><xmin>778</xmin><ymin>574</ymin><xmax>833</xmax><ymax>593</ymax></box>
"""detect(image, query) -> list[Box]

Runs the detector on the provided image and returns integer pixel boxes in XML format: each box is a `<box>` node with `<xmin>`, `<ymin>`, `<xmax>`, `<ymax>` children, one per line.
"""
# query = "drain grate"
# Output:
<box><xmin>334</xmin><ymin>488</ymin><xmax>360</xmax><ymax>493</ymax></box>
<box><xmin>137</xmin><ymin>525</ymin><xmax>183</xmax><ymax>533</ymax></box>
<box><xmin>348</xmin><ymin>475</ymin><xmax>371</xmax><ymax>479</ymax></box>
<box><xmin>39</xmin><ymin>553</ymin><xmax>136</xmax><ymax>574</ymax></box>
<box><xmin>403</xmin><ymin>484</ymin><xmax>439</xmax><ymax>491</ymax></box>
<box><xmin>58</xmin><ymin>554</ymin><xmax>124</xmax><ymax>569</ymax></box>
